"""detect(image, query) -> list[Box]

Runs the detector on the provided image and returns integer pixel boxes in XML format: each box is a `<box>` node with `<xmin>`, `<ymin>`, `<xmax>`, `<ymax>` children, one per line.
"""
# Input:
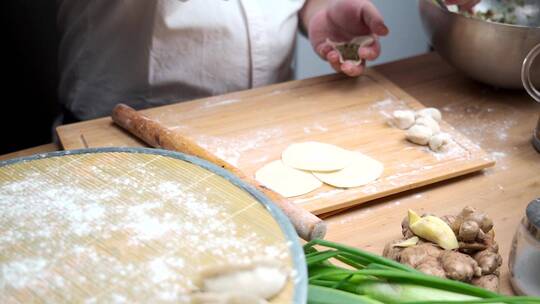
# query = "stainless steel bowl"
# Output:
<box><xmin>419</xmin><ymin>0</ymin><xmax>540</xmax><ymax>90</ymax></box>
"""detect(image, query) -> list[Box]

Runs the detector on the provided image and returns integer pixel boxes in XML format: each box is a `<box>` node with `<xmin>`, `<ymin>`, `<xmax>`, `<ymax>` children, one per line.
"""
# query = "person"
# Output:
<box><xmin>56</xmin><ymin>0</ymin><xmax>478</xmax><ymax>123</ymax></box>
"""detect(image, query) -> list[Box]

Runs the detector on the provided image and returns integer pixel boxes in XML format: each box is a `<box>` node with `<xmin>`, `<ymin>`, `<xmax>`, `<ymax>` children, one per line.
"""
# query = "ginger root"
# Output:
<box><xmin>440</xmin><ymin>251</ymin><xmax>482</xmax><ymax>282</ymax></box>
<box><xmin>399</xmin><ymin>243</ymin><xmax>446</xmax><ymax>278</ymax></box>
<box><xmin>383</xmin><ymin>206</ymin><xmax>502</xmax><ymax>291</ymax></box>
<box><xmin>401</xmin><ymin>216</ymin><xmax>415</xmax><ymax>238</ymax></box>
<box><xmin>399</xmin><ymin>243</ymin><xmax>443</xmax><ymax>268</ymax></box>
<box><xmin>383</xmin><ymin>239</ymin><xmax>404</xmax><ymax>261</ymax></box>
<box><xmin>416</xmin><ymin>257</ymin><xmax>446</xmax><ymax>278</ymax></box>
<box><xmin>471</xmin><ymin>274</ymin><xmax>499</xmax><ymax>292</ymax></box>
<box><xmin>474</xmin><ymin>249</ymin><xmax>502</xmax><ymax>275</ymax></box>
<box><xmin>459</xmin><ymin>220</ymin><xmax>480</xmax><ymax>242</ymax></box>
<box><xmin>440</xmin><ymin>215</ymin><xmax>457</xmax><ymax>228</ymax></box>
<box><xmin>451</xmin><ymin>206</ymin><xmax>493</xmax><ymax>235</ymax></box>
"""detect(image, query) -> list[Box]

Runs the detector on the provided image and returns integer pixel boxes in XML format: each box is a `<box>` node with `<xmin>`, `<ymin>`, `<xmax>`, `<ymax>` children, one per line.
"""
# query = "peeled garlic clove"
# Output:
<box><xmin>408</xmin><ymin>209</ymin><xmax>459</xmax><ymax>250</ymax></box>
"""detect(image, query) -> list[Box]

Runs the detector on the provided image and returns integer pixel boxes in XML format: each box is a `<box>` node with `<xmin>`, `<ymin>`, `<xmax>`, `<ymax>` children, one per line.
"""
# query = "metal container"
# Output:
<box><xmin>418</xmin><ymin>0</ymin><xmax>540</xmax><ymax>90</ymax></box>
<box><xmin>534</xmin><ymin>114</ymin><xmax>540</xmax><ymax>152</ymax></box>
<box><xmin>509</xmin><ymin>198</ymin><xmax>540</xmax><ymax>296</ymax></box>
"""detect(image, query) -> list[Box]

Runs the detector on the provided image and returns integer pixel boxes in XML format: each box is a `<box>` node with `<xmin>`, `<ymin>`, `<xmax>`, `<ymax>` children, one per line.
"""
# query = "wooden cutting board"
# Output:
<box><xmin>57</xmin><ymin>70</ymin><xmax>495</xmax><ymax>215</ymax></box>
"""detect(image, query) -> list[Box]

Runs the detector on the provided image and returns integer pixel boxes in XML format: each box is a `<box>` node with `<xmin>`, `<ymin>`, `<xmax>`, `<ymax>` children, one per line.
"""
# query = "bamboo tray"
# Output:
<box><xmin>0</xmin><ymin>147</ymin><xmax>306</xmax><ymax>303</ymax></box>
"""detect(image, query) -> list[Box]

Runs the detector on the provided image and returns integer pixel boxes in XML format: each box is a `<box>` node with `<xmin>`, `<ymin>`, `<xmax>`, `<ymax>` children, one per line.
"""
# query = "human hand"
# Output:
<box><xmin>445</xmin><ymin>0</ymin><xmax>481</xmax><ymax>12</ymax></box>
<box><xmin>306</xmin><ymin>0</ymin><xmax>388</xmax><ymax>77</ymax></box>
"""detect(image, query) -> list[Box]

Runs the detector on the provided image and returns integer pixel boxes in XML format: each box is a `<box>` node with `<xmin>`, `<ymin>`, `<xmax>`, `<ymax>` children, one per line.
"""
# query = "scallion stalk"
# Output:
<box><xmin>304</xmin><ymin>239</ymin><xmax>540</xmax><ymax>304</ymax></box>
<box><xmin>308</xmin><ymin>285</ymin><xmax>385</xmax><ymax>304</ymax></box>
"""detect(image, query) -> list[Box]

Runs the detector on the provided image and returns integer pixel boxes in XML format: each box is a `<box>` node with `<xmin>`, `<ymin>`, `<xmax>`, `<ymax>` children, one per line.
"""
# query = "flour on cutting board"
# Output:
<box><xmin>338</xmin><ymin>97</ymin><xmax>400</xmax><ymax>127</ymax></box>
<box><xmin>196</xmin><ymin>128</ymin><xmax>284</xmax><ymax>167</ymax></box>
<box><xmin>303</xmin><ymin>123</ymin><xmax>329</xmax><ymax>134</ymax></box>
<box><xmin>289</xmin><ymin>97</ymin><xmax>493</xmax><ymax>205</ymax></box>
<box><xmin>369</xmin><ymin>97</ymin><xmax>409</xmax><ymax>117</ymax></box>
<box><xmin>442</xmin><ymin>103</ymin><xmax>519</xmax><ymax>171</ymax></box>
<box><xmin>444</xmin><ymin>104</ymin><xmax>518</xmax><ymax>147</ymax></box>
<box><xmin>0</xmin><ymin>157</ymin><xmax>290</xmax><ymax>303</ymax></box>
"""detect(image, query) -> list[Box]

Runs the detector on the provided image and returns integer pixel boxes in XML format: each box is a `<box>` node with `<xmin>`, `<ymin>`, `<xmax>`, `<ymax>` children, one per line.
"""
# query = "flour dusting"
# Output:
<box><xmin>369</xmin><ymin>98</ymin><xmax>410</xmax><ymax>118</ymax></box>
<box><xmin>303</xmin><ymin>123</ymin><xmax>329</xmax><ymax>134</ymax></box>
<box><xmin>0</xmin><ymin>154</ymin><xmax>290</xmax><ymax>303</ymax></box>
<box><xmin>490</xmin><ymin>151</ymin><xmax>507</xmax><ymax>161</ymax></box>
<box><xmin>442</xmin><ymin>103</ymin><xmax>518</xmax><ymax>148</ymax></box>
<box><xmin>196</xmin><ymin>128</ymin><xmax>283</xmax><ymax>167</ymax></box>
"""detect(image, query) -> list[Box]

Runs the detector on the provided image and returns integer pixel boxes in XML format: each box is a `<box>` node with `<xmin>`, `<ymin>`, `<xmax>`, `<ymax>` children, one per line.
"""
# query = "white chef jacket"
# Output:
<box><xmin>57</xmin><ymin>0</ymin><xmax>305</xmax><ymax>121</ymax></box>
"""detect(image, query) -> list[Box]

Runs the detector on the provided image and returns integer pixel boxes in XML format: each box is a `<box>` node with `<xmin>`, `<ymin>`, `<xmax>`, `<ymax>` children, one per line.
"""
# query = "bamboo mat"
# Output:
<box><xmin>0</xmin><ymin>148</ymin><xmax>305</xmax><ymax>303</ymax></box>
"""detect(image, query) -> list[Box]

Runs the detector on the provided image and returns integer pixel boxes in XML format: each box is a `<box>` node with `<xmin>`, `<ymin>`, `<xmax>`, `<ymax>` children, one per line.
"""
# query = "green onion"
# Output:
<box><xmin>306</xmin><ymin>250</ymin><xmax>342</xmax><ymax>266</ymax></box>
<box><xmin>305</xmin><ymin>239</ymin><xmax>418</xmax><ymax>273</ymax></box>
<box><xmin>304</xmin><ymin>239</ymin><xmax>540</xmax><ymax>304</ymax></box>
<box><xmin>308</xmin><ymin>285</ymin><xmax>384</xmax><ymax>304</ymax></box>
<box><xmin>349</xmin><ymin>269</ymin><xmax>498</xmax><ymax>298</ymax></box>
<box><xmin>402</xmin><ymin>297</ymin><xmax>540</xmax><ymax>304</ymax></box>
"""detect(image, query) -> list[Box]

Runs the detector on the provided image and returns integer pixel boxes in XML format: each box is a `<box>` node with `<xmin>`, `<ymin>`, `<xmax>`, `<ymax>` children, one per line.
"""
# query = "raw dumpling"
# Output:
<box><xmin>326</xmin><ymin>35</ymin><xmax>375</xmax><ymax>65</ymax></box>
<box><xmin>406</xmin><ymin>125</ymin><xmax>433</xmax><ymax>145</ymax></box>
<box><xmin>415</xmin><ymin>116</ymin><xmax>440</xmax><ymax>134</ymax></box>
<box><xmin>313</xmin><ymin>152</ymin><xmax>383</xmax><ymax>188</ymax></box>
<box><xmin>197</xmin><ymin>262</ymin><xmax>287</xmax><ymax>300</ymax></box>
<box><xmin>429</xmin><ymin>133</ymin><xmax>451</xmax><ymax>152</ymax></box>
<box><xmin>391</xmin><ymin>110</ymin><xmax>416</xmax><ymax>130</ymax></box>
<box><xmin>416</xmin><ymin>107</ymin><xmax>442</xmax><ymax>122</ymax></box>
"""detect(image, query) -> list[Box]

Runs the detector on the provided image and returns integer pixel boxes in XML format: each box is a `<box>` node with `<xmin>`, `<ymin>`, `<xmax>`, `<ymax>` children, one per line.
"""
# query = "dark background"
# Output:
<box><xmin>1</xmin><ymin>1</ymin><xmax>58</xmax><ymax>155</ymax></box>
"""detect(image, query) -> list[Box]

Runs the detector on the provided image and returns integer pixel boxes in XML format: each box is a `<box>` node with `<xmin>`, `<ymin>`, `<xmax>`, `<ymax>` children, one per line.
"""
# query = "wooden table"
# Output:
<box><xmin>3</xmin><ymin>53</ymin><xmax>539</xmax><ymax>295</ymax></box>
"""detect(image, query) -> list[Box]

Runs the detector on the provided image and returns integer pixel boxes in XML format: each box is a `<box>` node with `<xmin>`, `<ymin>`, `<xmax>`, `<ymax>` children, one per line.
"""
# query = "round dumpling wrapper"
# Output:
<box><xmin>281</xmin><ymin>142</ymin><xmax>353</xmax><ymax>172</ymax></box>
<box><xmin>313</xmin><ymin>152</ymin><xmax>383</xmax><ymax>188</ymax></box>
<box><xmin>255</xmin><ymin>160</ymin><xmax>322</xmax><ymax>198</ymax></box>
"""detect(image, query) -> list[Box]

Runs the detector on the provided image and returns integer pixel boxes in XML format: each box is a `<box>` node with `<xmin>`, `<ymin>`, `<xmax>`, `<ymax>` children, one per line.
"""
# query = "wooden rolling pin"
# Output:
<box><xmin>112</xmin><ymin>104</ymin><xmax>327</xmax><ymax>241</ymax></box>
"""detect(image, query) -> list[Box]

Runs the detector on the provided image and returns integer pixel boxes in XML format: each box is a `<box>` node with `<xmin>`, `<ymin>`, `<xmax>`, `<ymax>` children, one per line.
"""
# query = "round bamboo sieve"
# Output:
<box><xmin>0</xmin><ymin>147</ymin><xmax>307</xmax><ymax>303</ymax></box>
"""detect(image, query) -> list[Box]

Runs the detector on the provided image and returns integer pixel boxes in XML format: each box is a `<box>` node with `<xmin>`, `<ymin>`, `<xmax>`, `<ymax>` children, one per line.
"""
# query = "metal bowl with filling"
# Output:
<box><xmin>419</xmin><ymin>0</ymin><xmax>540</xmax><ymax>93</ymax></box>
<box><xmin>0</xmin><ymin>147</ymin><xmax>307</xmax><ymax>303</ymax></box>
